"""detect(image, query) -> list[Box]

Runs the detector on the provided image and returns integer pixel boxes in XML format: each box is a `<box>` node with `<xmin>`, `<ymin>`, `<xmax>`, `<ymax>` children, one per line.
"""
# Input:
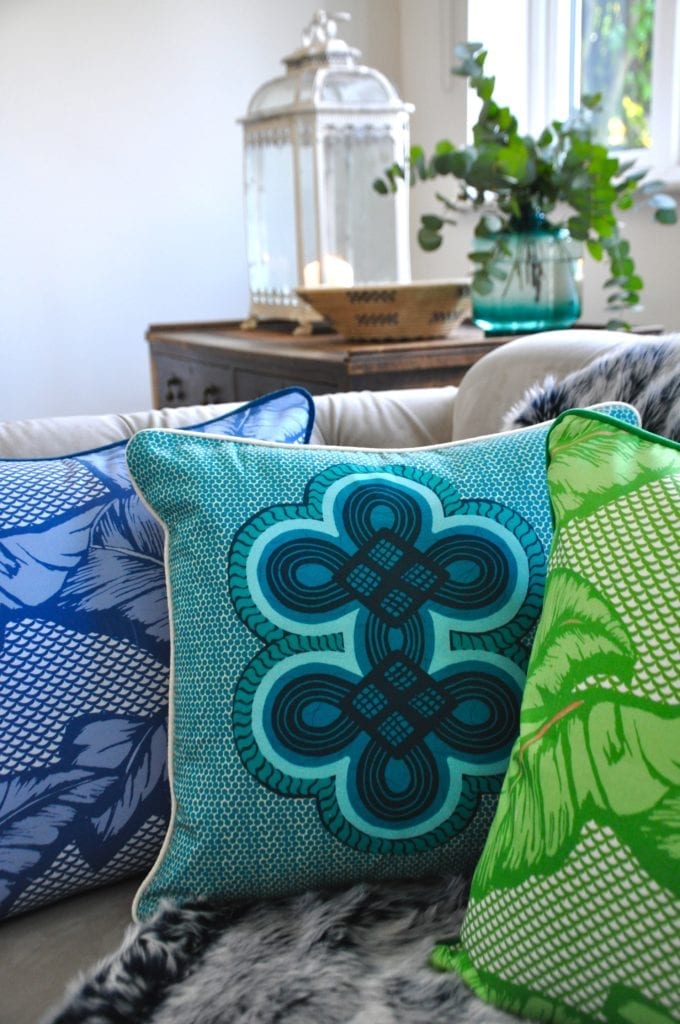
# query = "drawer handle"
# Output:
<box><xmin>202</xmin><ymin>384</ymin><xmax>222</xmax><ymax>404</ymax></box>
<box><xmin>165</xmin><ymin>375</ymin><xmax>186</xmax><ymax>403</ymax></box>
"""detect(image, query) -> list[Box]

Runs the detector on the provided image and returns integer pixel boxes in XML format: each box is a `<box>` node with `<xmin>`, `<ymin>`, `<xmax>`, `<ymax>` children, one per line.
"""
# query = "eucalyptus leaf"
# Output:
<box><xmin>421</xmin><ymin>215</ymin><xmax>444</xmax><ymax>231</ymax></box>
<box><xmin>417</xmin><ymin>226</ymin><xmax>442</xmax><ymax>252</ymax></box>
<box><xmin>472</xmin><ymin>275</ymin><xmax>493</xmax><ymax>296</ymax></box>
<box><xmin>587</xmin><ymin>239</ymin><xmax>603</xmax><ymax>260</ymax></box>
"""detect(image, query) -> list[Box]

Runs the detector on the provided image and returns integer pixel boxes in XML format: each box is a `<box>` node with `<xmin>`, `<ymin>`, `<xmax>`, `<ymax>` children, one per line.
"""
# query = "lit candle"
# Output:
<box><xmin>303</xmin><ymin>255</ymin><xmax>354</xmax><ymax>287</ymax></box>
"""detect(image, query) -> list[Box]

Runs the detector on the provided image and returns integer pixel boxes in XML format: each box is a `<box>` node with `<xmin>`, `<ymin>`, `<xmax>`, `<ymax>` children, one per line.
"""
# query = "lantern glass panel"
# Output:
<box><xmin>321</xmin><ymin>128</ymin><xmax>406</xmax><ymax>284</ymax></box>
<box><xmin>318</xmin><ymin>71</ymin><xmax>394</xmax><ymax>106</ymax></box>
<box><xmin>249</xmin><ymin>77</ymin><xmax>298</xmax><ymax>117</ymax></box>
<box><xmin>297</xmin><ymin>137</ymin><xmax>317</xmax><ymax>281</ymax></box>
<box><xmin>244</xmin><ymin>137</ymin><xmax>297</xmax><ymax>301</ymax></box>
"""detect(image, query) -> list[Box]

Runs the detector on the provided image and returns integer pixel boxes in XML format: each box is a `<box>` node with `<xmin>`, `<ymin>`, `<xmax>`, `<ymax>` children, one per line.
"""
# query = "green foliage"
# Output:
<box><xmin>374</xmin><ymin>42</ymin><xmax>677</xmax><ymax>315</ymax></box>
<box><xmin>581</xmin><ymin>0</ymin><xmax>654</xmax><ymax>150</ymax></box>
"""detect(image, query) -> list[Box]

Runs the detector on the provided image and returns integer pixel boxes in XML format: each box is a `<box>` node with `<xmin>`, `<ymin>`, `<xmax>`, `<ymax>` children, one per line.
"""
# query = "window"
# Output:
<box><xmin>576</xmin><ymin>0</ymin><xmax>655</xmax><ymax>151</ymax></box>
<box><xmin>461</xmin><ymin>0</ymin><xmax>680</xmax><ymax>181</ymax></box>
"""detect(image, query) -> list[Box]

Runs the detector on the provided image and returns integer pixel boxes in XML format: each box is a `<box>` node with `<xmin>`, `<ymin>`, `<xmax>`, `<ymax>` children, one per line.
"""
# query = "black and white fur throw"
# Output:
<box><xmin>42</xmin><ymin>875</ymin><xmax>515</xmax><ymax>1024</ymax></box>
<box><xmin>503</xmin><ymin>336</ymin><xmax>680</xmax><ymax>441</ymax></box>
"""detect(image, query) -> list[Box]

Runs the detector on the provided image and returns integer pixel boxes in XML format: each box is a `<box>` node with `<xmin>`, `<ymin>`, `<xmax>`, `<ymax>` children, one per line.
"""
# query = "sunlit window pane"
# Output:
<box><xmin>578</xmin><ymin>0</ymin><xmax>655</xmax><ymax>149</ymax></box>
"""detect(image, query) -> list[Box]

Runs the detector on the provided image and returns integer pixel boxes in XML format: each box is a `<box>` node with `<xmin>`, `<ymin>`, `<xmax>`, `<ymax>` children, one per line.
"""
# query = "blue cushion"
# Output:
<box><xmin>125</xmin><ymin>402</ymin><xmax>639</xmax><ymax>919</ymax></box>
<box><xmin>0</xmin><ymin>389</ymin><xmax>313</xmax><ymax>918</ymax></box>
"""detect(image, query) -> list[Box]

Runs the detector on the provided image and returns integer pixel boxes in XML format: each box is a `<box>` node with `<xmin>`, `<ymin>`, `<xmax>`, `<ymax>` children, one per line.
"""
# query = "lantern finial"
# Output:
<box><xmin>302</xmin><ymin>10</ymin><xmax>350</xmax><ymax>47</ymax></box>
<box><xmin>285</xmin><ymin>10</ymin><xmax>357</xmax><ymax>69</ymax></box>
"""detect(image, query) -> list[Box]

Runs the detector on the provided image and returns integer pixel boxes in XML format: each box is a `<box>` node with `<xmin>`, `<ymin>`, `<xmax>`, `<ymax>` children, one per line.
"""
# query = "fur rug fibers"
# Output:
<box><xmin>42</xmin><ymin>875</ymin><xmax>516</xmax><ymax>1024</ymax></box>
<box><xmin>503</xmin><ymin>335</ymin><xmax>680</xmax><ymax>440</ymax></box>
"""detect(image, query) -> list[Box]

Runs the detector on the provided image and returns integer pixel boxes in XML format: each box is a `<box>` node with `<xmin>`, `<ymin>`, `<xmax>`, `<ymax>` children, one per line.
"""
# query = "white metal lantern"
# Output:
<box><xmin>240</xmin><ymin>10</ymin><xmax>413</xmax><ymax>328</ymax></box>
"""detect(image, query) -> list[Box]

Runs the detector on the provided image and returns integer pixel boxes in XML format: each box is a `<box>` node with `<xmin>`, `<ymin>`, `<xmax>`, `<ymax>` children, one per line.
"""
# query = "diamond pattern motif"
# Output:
<box><xmin>0</xmin><ymin>459</ymin><xmax>108</xmax><ymax>529</ymax></box>
<box><xmin>337</xmin><ymin>528</ymin><xmax>447</xmax><ymax>626</ymax></box>
<box><xmin>463</xmin><ymin>824</ymin><xmax>679</xmax><ymax>1018</ymax></box>
<box><xmin>556</xmin><ymin>476</ymin><xmax>680</xmax><ymax>705</ymax></box>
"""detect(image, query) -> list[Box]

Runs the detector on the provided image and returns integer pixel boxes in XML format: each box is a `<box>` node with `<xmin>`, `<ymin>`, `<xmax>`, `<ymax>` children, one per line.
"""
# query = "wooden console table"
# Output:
<box><xmin>146</xmin><ymin>320</ymin><xmax>512</xmax><ymax>408</ymax></box>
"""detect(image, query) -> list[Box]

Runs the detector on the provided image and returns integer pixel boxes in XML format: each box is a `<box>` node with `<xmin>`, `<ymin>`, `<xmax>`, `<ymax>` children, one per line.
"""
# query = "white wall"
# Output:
<box><xmin>2</xmin><ymin>1</ymin><xmax>678</xmax><ymax>423</ymax></box>
<box><xmin>0</xmin><ymin>0</ymin><xmax>401</xmax><ymax>421</ymax></box>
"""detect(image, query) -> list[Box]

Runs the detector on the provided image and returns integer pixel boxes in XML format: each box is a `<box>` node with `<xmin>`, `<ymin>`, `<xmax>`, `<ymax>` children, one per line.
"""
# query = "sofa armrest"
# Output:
<box><xmin>451</xmin><ymin>329</ymin><xmax>639</xmax><ymax>440</ymax></box>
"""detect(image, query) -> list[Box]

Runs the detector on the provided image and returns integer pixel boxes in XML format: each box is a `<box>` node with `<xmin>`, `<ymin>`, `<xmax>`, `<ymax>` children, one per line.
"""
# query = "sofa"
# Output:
<box><xmin>0</xmin><ymin>328</ymin><xmax>647</xmax><ymax>1024</ymax></box>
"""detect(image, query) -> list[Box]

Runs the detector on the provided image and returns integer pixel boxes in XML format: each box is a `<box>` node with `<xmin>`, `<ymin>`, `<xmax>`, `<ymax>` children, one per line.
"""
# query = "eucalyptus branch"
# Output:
<box><xmin>373</xmin><ymin>41</ymin><xmax>677</xmax><ymax>314</ymax></box>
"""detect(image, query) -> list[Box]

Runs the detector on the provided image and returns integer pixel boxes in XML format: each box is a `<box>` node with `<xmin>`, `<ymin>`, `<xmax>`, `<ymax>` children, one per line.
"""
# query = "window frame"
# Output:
<box><xmin>458</xmin><ymin>0</ymin><xmax>680</xmax><ymax>184</ymax></box>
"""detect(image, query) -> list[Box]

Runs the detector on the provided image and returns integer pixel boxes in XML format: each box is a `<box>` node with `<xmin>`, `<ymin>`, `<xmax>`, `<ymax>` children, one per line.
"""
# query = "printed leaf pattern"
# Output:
<box><xmin>0</xmin><ymin>391</ymin><xmax>312</xmax><ymax>918</ymax></box>
<box><xmin>0</xmin><ymin>507</ymin><xmax>100</xmax><ymax>610</ymax></box>
<box><xmin>218</xmin><ymin>394</ymin><xmax>312</xmax><ymax>442</ymax></box>
<box><xmin>430</xmin><ymin>412</ymin><xmax>680</xmax><ymax>1023</ymax></box>
<box><xmin>0</xmin><ymin>768</ymin><xmax>116</xmax><ymax>908</ymax></box>
<box><xmin>473</xmin><ymin>416</ymin><xmax>680</xmax><ymax>895</ymax></box>
<box><xmin>473</xmin><ymin>570</ymin><xmax>631</xmax><ymax>891</ymax></box>
<box><xmin>63</xmin><ymin>713</ymin><xmax>169</xmax><ymax>870</ymax></box>
<box><xmin>548</xmin><ymin>413</ymin><xmax>679</xmax><ymax>523</ymax></box>
<box><xmin>520</xmin><ymin>570</ymin><xmax>634</xmax><ymax>715</ymax></box>
<box><xmin>58</xmin><ymin>496</ymin><xmax>169</xmax><ymax>651</ymax></box>
<box><xmin>80</xmin><ymin>443</ymin><xmax>132</xmax><ymax>491</ymax></box>
<box><xmin>474</xmin><ymin>563</ymin><xmax>680</xmax><ymax>894</ymax></box>
<box><xmin>0</xmin><ymin>711</ymin><xmax>170</xmax><ymax>915</ymax></box>
<box><xmin>630</xmin><ymin>791</ymin><xmax>680</xmax><ymax>893</ymax></box>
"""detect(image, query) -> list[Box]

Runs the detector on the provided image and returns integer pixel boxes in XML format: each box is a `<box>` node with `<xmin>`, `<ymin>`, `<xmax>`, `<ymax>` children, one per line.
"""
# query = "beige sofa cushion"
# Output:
<box><xmin>0</xmin><ymin>877</ymin><xmax>140</xmax><ymax>1024</ymax></box>
<box><xmin>0</xmin><ymin>387</ymin><xmax>459</xmax><ymax>459</ymax></box>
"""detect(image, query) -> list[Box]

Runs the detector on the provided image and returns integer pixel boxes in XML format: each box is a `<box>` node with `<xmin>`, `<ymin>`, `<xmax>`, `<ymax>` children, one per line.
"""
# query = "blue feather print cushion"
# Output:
<box><xmin>0</xmin><ymin>389</ymin><xmax>313</xmax><ymax>919</ymax></box>
<box><xmin>126</xmin><ymin>402</ymin><xmax>640</xmax><ymax>918</ymax></box>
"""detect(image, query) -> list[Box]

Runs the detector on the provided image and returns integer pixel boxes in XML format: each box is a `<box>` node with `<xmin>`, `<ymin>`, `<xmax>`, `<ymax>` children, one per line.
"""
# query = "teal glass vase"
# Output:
<box><xmin>472</xmin><ymin>220</ymin><xmax>583</xmax><ymax>335</ymax></box>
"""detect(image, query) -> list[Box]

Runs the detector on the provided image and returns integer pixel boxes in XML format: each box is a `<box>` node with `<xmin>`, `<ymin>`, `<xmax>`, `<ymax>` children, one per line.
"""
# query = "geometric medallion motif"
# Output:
<box><xmin>230</xmin><ymin>464</ymin><xmax>545</xmax><ymax>853</ymax></box>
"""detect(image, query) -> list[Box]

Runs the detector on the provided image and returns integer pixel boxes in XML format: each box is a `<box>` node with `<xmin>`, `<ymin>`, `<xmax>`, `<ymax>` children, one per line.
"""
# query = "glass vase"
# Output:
<box><xmin>472</xmin><ymin>226</ymin><xmax>583</xmax><ymax>335</ymax></box>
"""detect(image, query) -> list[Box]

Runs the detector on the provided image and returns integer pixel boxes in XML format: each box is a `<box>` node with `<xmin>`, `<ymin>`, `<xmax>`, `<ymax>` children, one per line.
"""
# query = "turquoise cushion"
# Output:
<box><xmin>126</xmin><ymin>403</ymin><xmax>639</xmax><ymax>918</ymax></box>
<box><xmin>0</xmin><ymin>389</ymin><xmax>313</xmax><ymax>919</ymax></box>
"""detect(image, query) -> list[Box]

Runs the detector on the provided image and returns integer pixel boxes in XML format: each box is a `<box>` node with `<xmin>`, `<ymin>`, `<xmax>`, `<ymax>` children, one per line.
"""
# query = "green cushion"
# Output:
<box><xmin>125</xmin><ymin>403</ymin><xmax>638</xmax><ymax>919</ymax></box>
<box><xmin>433</xmin><ymin>410</ymin><xmax>680</xmax><ymax>1024</ymax></box>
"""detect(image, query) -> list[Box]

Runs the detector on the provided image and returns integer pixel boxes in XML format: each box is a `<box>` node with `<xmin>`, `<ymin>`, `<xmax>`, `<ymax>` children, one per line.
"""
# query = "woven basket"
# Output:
<box><xmin>295</xmin><ymin>280</ymin><xmax>472</xmax><ymax>341</ymax></box>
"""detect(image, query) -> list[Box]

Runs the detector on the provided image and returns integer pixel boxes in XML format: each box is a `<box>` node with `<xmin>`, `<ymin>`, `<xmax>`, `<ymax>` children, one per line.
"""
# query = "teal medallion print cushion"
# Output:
<box><xmin>125</xmin><ymin>402</ymin><xmax>639</xmax><ymax>918</ymax></box>
<box><xmin>0</xmin><ymin>389</ymin><xmax>313</xmax><ymax>919</ymax></box>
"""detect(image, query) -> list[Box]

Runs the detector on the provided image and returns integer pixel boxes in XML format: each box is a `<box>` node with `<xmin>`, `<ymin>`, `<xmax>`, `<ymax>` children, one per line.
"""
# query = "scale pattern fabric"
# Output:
<box><xmin>124</xmin><ymin>403</ymin><xmax>638</xmax><ymax>919</ymax></box>
<box><xmin>0</xmin><ymin>389</ymin><xmax>314</xmax><ymax>920</ymax></box>
<box><xmin>433</xmin><ymin>410</ymin><xmax>680</xmax><ymax>1024</ymax></box>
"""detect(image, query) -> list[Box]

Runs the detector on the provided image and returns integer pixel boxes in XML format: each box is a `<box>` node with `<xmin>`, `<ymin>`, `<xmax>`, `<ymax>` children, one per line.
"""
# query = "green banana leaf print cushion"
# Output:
<box><xmin>0</xmin><ymin>388</ymin><xmax>313</xmax><ymax>920</ymax></box>
<box><xmin>125</xmin><ymin>403</ymin><xmax>638</xmax><ymax>918</ymax></box>
<box><xmin>433</xmin><ymin>410</ymin><xmax>680</xmax><ymax>1024</ymax></box>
